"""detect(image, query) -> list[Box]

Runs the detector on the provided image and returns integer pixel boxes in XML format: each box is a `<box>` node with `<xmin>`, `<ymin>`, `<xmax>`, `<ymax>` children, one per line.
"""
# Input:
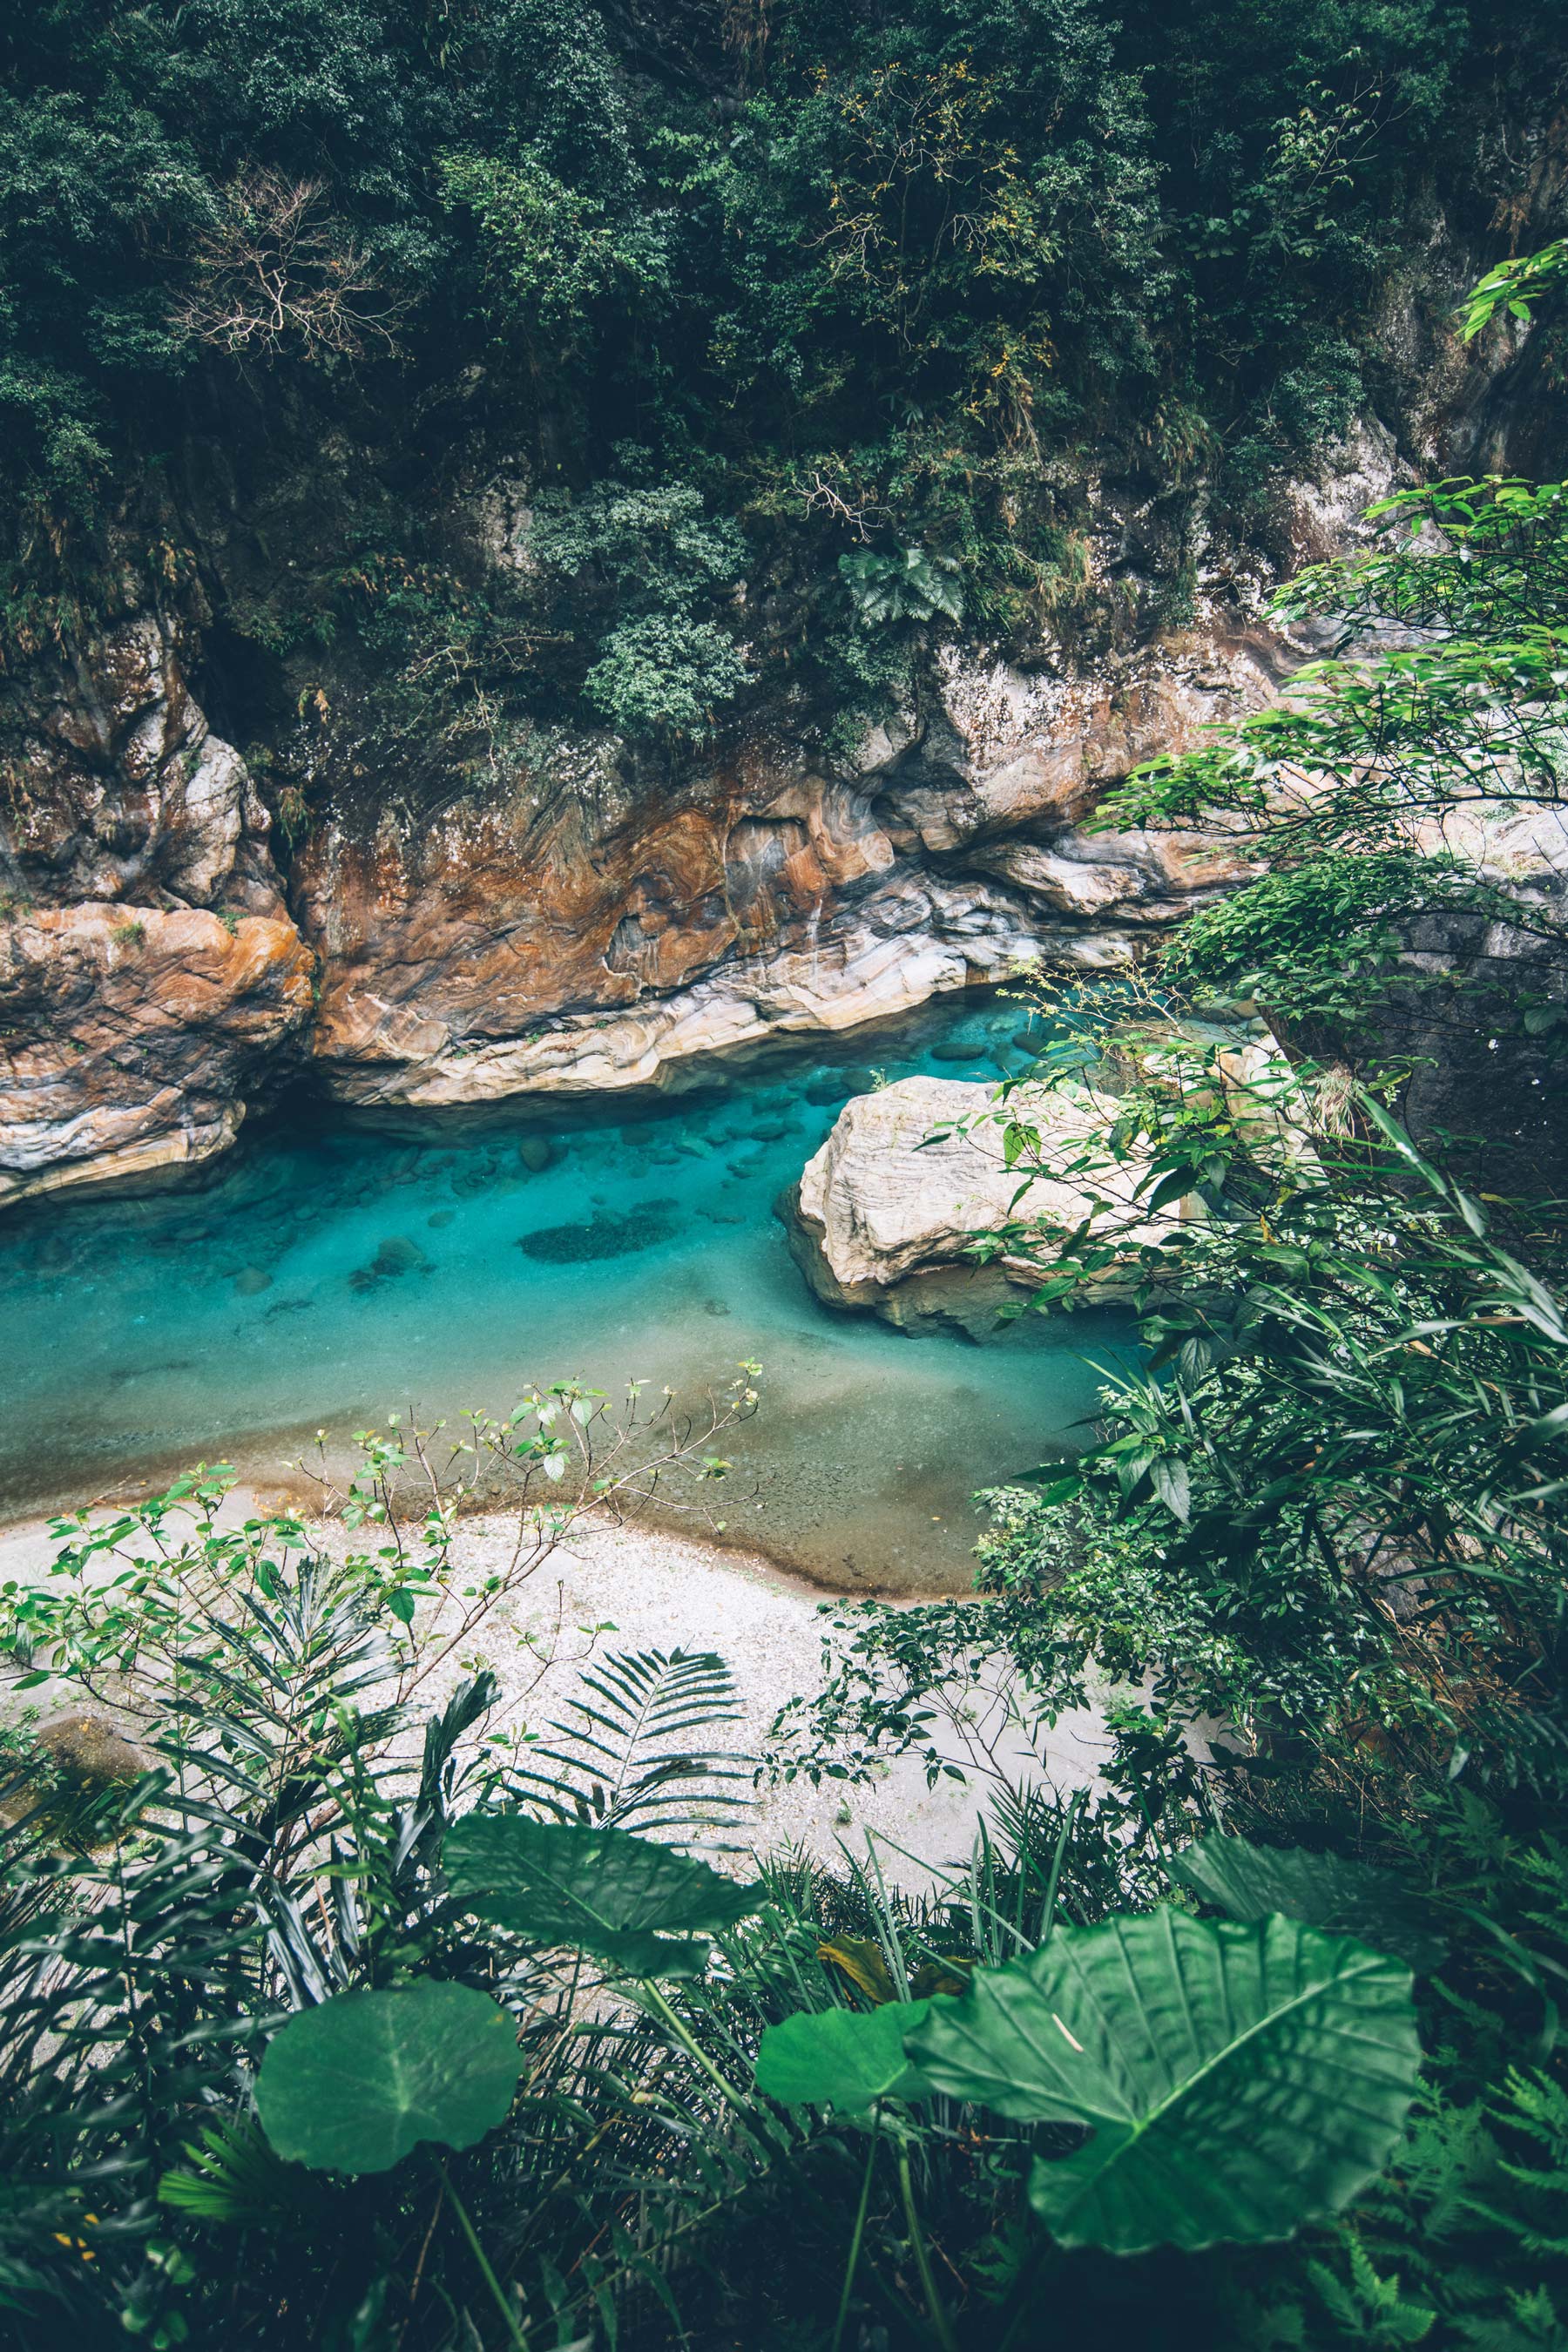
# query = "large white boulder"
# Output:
<box><xmin>785</xmin><ymin>1074</ymin><xmax>1166</xmax><ymax>1335</ymax></box>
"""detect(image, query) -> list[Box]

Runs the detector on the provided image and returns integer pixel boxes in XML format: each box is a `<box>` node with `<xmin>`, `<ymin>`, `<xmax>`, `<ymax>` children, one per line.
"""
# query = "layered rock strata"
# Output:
<box><xmin>7</xmin><ymin>414</ymin><xmax>1504</xmax><ymax>1206</ymax></box>
<box><xmin>293</xmin><ymin>627</ymin><xmax>1271</xmax><ymax>1113</ymax></box>
<box><xmin>0</xmin><ymin>600</ymin><xmax>314</xmax><ymax>1204</ymax></box>
<box><xmin>0</xmin><ymin>903</ymin><xmax>314</xmax><ymax>1207</ymax></box>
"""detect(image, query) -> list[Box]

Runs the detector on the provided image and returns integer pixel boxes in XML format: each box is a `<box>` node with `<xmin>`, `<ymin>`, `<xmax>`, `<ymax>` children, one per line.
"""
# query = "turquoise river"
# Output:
<box><xmin>0</xmin><ymin>989</ymin><xmax>1136</xmax><ymax>1591</ymax></box>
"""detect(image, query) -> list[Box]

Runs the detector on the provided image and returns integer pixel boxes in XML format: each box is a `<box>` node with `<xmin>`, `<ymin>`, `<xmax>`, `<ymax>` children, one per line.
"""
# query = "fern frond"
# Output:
<box><xmin>510</xmin><ymin>1649</ymin><xmax>753</xmax><ymax>1839</ymax></box>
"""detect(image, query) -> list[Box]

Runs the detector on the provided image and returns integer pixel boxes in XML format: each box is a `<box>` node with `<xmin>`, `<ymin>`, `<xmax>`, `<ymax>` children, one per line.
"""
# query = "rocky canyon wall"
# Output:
<box><xmin>0</xmin><ymin>291</ymin><xmax>1552</xmax><ymax>1208</ymax></box>
<box><xmin>0</xmin><ymin>571</ymin><xmax>1285</xmax><ymax>1205</ymax></box>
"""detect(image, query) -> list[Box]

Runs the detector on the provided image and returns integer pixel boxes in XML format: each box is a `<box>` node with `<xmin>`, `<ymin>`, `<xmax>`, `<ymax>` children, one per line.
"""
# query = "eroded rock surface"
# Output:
<box><xmin>2</xmin><ymin>601</ymin><xmax>286</xmax><ymax>917</ymax></box>
<box><xmin>1</xmin><ymin>596</ymin><xmax>313</xmax><ymax>1201</ymax></box>
<box><xmin>786</xmin><ymin>1074</ymin><xmax>1163</xmax><ymax>1336</ymax></box>
<box><xmin>293</xmin><ymin>624</ymin><xmax>1271</xmax><ymax>1112</ymax></box>
<box><xmin>0</xmin><ymin>903</ymin><xmax>314</xmax><ymax>1208</ymax></box>
<box><xmin>1</xmin><ymin>385</ymin><xmax>1534</xmax><ymax>1203</ymax></box>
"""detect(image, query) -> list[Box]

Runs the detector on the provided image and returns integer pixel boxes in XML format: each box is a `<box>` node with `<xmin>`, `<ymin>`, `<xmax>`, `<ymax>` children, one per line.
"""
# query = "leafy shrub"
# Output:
<box><xmin>527</xmin><ymin>481</ymin><xmax>752</xmax><ymax>738</ymax></box>
<box><xmin>840</xmin><ymin>544</ymin><xmax>964</xmax><ymax>631</ymax></box>
<box><xmin>583</xmin><ymin>612</ymin><xmax>750</xmax><ymax>738</ymax></box>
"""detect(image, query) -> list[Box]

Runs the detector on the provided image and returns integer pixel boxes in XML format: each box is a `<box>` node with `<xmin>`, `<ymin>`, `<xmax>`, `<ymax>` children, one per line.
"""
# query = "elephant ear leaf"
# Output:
<box><xmin>445</xmin><ymin>1813</ymin><xmax>763</xmax><ymax>1978</ymax></box>
<box><xmin>1172</xmin><ymin>1834</ymin><xmax>1449</xmax><ymax>1974</ymax></box>
<box><xmin>907</xmin><ymin>1909</ymin><xmax>1422</xmax><ymax>2254</ymax></box>
<box><xmin>255</xmin><ymin>1981</ymin><xmax>521</xmax><ymax>2174</ymax></box>
<box><xmin>754</xmin><ymin>2001</ymin><xmax>936</xmax><ymax>2109</ymax></box>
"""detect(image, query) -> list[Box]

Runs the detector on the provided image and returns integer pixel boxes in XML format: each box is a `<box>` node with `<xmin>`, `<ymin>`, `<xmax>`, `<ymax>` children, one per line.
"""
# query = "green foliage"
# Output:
<box><xmin>754</xmin><ymin>1999</ymin><xmax>937</xmax><ymax>2109</ymax></box>
<box><xmin>1173</xmin><ymin>1835</ymin><xmax>1450</xmax><ymax>1975</ymax></box>
<box><xmin>158</xmin><ymin>2117</ymin><xmax>317</xmax><ymax>2233</ymax></box>
<box><xmin>1161</xmin><ymin>850</ymin><xmax>1493</xmax><ymax>1037</ymax></box>
<box><xmin>506</xmin><ymin>1644</ymin><xmax>752</xmax><ymax>1835</ymax></box>
<box><xmin>583</xmin><ymin>613</ymin><xmax>749</xmax><ymax>740</ymax></box>
<box><xmin>254</xmin><ymin>1982</ymin><xmax>522</xmax><ymax>2173</ymax></box>
<box><xmin>439</xmin><ymin>144</ymin><xmax>670</xmax><ymax>352</ymax></box>
<box><xmin>445</xmin><ymin>1811</ymin><xmax>763</xmax><ymax>1976</ymax></box>
<box><xmin>526</xmin><ymin>481</ymin><xmax>751</xmax><ymax>738</ymax></box>
<box><xmin>1460</xmin><ymin>239</ymin><xmax>1568</xmax><ymax>340</ymax></box>
<box><xmin>910</xmin><ymin>1910</ymin><xmax>1422</xmax><ymax>2253</ymax></box>
<box><xmin>6</xmin><ymin>0</ymin><xmax>1558</xmax><ymax>760</ymax></box>
<box><xmin>763</xmin><ymin>258</ymin><xmax>1568</xmax><ymax>2340</ymax></box>
<box><xmin>840</xmin><ymin>545</ymin><xmax>964</xmax><ymax>630</ymax></box>
<box><xmin>0</xmin><ymin>1435</ymin><xmax>770</xmax><ymax>2344</ymax></box>
<box><xmin>1111</xmin><ymin>472</ymin><xmax>1568</xmax><ymax>860</ymax></box>
<box><xmin>0</xmin><ymin>1461</ymin><xmax>1555</xmax><ymax>2347</ymax></box>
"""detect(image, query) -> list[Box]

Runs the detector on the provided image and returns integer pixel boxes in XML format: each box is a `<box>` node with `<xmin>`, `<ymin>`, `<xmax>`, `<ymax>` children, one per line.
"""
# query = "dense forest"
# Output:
<box><xmin>4</xmin><ymin>0</ymin><xmax>1565</xmax><ymax>763</ymax></box>
<box><xmin>2</xmin><ymin>0</ymin><xmax>1568</xmax><ymax>2347</ymax></box>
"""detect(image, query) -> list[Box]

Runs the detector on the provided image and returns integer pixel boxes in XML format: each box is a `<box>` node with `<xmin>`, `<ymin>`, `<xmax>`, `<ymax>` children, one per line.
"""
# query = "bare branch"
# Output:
<box><xmin>803</xmin><ymin>470</ymin><xmax>875</xmax><ymax>541</ymax></box>
<box><xmin>173</xmin><ymin>167</ymin><xmax>406</xmax><ymax>364</ymax></box>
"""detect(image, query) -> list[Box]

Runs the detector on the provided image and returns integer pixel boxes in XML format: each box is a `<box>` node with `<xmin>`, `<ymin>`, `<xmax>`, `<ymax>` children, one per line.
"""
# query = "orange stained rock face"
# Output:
<box><xmin>1</xmin><ymin>611</ymin><xmax>1294</xmax><ymax>1189</ymax></box>
<box><xmin>294</xmin><ymin>769</ymin><xmax>901</xmax><ymax>1075</ymax></box>
<box><xmin>0</xmin><ymin>904</ymin><xmax>316</xmax><ymax>1205</ymax></box>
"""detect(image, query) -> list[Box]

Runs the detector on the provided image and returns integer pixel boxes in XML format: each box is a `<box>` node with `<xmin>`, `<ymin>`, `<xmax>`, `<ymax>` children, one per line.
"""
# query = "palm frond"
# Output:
<box><xmin>158</xmin><ymin>2116</ymin><xmax>317</xmax><ymax>2232</ymax></box>
<box><xmin>509</xmin><ymin>1649</ymin><xmax>753</xmax><ymax>1839</ymax></box>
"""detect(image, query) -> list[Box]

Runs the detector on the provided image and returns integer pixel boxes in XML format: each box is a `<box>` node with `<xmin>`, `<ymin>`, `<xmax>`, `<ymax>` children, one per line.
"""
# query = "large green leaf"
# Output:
<box><xmin>445</xmin><ymin>1812</ymin><xmax>763</xmax><ymax>1977</ymax></box>
<box><xmin>754</xmin><ymin>2001</ymin><xmax>936</xmax><ymax>2109</ymax></box>
<box><xmin>255</xmin><ymin>1981</ymin><xmax>521</xmax><ymax>2174</ymax></box>
<box><xmin>908</xmin><ymin>1909</ymin><xmax>1421</xmax><ymax>2254</ymax></box>
<box><xmin>1172</xmin><ymin>1834</ymin><xmax>1449</xmax><ymax>1975</ymax></box>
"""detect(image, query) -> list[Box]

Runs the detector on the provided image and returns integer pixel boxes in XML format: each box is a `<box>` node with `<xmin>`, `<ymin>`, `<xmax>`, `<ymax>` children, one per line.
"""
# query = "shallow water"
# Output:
<box><xmin>0</xmin><ymin>991</ymin><xmax>1137</xmax><ymax>1591</ymax></box>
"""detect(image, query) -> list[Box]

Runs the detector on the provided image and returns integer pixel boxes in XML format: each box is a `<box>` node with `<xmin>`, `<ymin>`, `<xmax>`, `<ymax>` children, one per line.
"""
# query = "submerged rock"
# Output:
<box><xmin>801</xmin><ymin>1067</ymin><xmax>875</xmax><ymax>1107</ymax></box>
<box><xmin>784</xmin><ymin>1075</ymin><xmax>1172</xmax><ymax>1338</ymax></box>
<box><xmin>349</xmin><ymin>1233</ymin><xmax>430</xmax><ymax>1289</ymax></box>
<box><xmin>450</xmin><ymin>1157</ymin><xmax>501</xmax><ymax>1198</ymax></box>
<box><xmin>517</xmin><ymin>1202</ymin><xmax>678</xmax><ymax>1262</ymax></box>
<box><xmin>517</xmin><ymin>1133</ymin><xmax>556</xmax><ymax>1173</ymax></box>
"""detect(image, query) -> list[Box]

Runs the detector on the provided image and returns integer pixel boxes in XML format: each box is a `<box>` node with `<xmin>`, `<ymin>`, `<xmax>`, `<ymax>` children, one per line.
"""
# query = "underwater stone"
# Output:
<box><xmin>517</xmin><ymin>1203</ymin><xmax>678</xmax><ymax>1263</ymax></box>
<box><xmin>450</xmin><ymin>1159</ymin><xmax>499</xmax><ymax>1197</ymax></box>
<box><xmin>350</xmin><ymin>1233</ymin><xmax>430</xmax><ymax>1288</ymax></box>
<box><xmin>801</xmin><ymin>1069</ymin><xmax>874</xmax><ymax>1106</ymax></box>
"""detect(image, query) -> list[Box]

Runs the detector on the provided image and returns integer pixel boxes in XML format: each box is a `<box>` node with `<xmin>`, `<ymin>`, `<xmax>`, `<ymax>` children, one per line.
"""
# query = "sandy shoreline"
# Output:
<box><xmin>0</xmin><ymin>1499</ymin><xmax>1111</xmax><ymax>1884</ymax></box>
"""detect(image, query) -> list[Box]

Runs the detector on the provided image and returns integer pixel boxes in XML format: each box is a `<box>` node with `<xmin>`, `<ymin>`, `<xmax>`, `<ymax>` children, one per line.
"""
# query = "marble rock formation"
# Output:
<box><xmin>11</xmin><ymin>401</ymin><xmax>1525</xmax><ymax>1206</ymax></box>
<box><xmin>0</xmin><ymin>599</ymin><xmax>314</xmax><ymax>1205</ymax></box>
<box><xmin>785</xmin><ymin>1073</ymin><xmax>1167</xmax><ymax>1336</ymax></box>
<box><xmin>1</xmin><ymin>601</ymin><xmax>286</xmax><ymax>916</ymax></box>
<box><xmin>293</xmin><ymin>625</ymin><xmax>1271</xmax><ymax>1115</ymax></box>
<box><xmin>0</xmin><ymin>902</ymin><xmax>314</xmax><ymax>1209</ymax></box>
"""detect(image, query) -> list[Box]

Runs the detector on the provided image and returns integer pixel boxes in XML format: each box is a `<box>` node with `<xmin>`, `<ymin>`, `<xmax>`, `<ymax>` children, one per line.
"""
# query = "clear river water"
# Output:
<box><xmin>0</xmin><ymin>989</ymin><xmax>1137</xmax><ymax>1591</ymax></box>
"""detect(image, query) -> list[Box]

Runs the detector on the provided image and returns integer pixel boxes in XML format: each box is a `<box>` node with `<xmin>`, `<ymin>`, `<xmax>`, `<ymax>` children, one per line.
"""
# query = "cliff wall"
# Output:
<box><xmin>0</xmin><ymin>267</ymin><xmax>1554</xmax><ymax>1206</ymax></box>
